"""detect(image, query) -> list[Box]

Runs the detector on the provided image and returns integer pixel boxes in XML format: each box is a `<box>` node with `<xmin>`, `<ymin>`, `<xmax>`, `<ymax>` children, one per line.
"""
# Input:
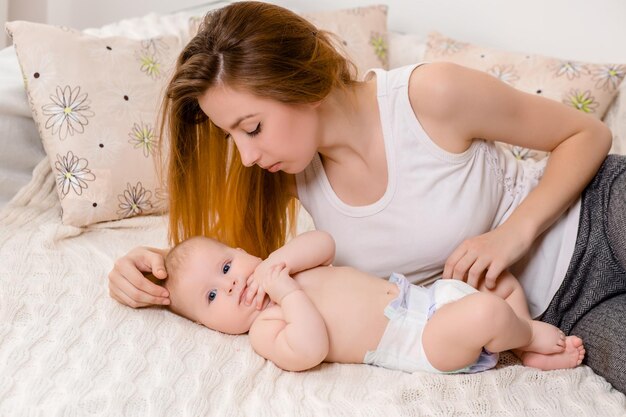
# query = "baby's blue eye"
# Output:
<box><xmin>222</xmin><ymin>262</ymin><xmax>231</xmax><ymax>274</ymax></box>
<box><xmin>208</xmin><ymin>289</ymin><xmax>217</xmax><ymax>303</ymax></box>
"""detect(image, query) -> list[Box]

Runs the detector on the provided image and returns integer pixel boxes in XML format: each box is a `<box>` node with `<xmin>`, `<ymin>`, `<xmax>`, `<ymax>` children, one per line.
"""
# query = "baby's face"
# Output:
<box><xmin>171</xmin><ymin>239</ymin><xmax>265</xmax><ymax>334</ymax></box>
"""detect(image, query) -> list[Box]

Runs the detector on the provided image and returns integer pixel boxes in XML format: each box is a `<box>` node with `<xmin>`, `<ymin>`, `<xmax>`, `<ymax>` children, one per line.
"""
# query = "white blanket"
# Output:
<box><xmin>1</xmin><ymin>158</ymin><xmax>625</xmax><ymax>416</ymax></box>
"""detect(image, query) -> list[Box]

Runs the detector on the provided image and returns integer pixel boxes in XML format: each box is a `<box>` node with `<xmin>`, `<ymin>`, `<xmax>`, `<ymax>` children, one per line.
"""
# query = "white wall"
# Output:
<box><xmin>4</xmin><ymin>0</ymin><xmax>626</xmax><ymax>62</ymax></box>
<box><xmin>8</xmin><ymin>0</ymin><xmax>50</xmax><ymax>25</ymax></box>
<box><xmin>270</xmin><ymin>0</ymin><xmax>626</xmax><ymax>63</ymax></box>
<box><xmin>0</xmin><ymin>0</ymin><xmax>8</xmax><ymax>47</ymax></box>
<box><xmin>6</xmin><ymin>0</ymin><xmax>213</xmax><ymax>29</ymax></box>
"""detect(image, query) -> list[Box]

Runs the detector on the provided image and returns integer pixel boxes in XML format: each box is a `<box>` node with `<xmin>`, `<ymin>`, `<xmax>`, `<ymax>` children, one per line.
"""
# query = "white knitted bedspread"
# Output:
<box><xmin>1</xmin><ymin>158</ymin><xmax>625</xmax><ymax>417</ymax></box>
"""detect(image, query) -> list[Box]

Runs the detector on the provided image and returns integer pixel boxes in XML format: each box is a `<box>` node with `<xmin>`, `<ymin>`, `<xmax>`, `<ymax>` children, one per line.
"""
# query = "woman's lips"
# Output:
<box><xmin>268</xmin><ymin>162</ymin><xmax>281</xmax><ymax>173</ymax></box>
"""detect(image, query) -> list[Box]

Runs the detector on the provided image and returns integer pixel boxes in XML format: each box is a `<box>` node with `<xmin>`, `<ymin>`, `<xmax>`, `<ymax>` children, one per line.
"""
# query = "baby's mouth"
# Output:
<box><xmin>238</xmin><ymin>284</ymin><xmax>248</xmax><ymax>305</ymax></box>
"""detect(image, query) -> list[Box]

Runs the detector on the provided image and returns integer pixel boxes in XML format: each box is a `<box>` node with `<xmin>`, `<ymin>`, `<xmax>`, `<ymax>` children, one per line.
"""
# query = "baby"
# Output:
<box><xmin>158</xmin><ymin>231</ymin><xmax>585</xmax><ymax>373</ymax></box>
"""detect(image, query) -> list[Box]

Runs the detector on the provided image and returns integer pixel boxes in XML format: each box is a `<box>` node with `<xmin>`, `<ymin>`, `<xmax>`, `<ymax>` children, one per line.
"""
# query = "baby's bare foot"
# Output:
<box><xmin>523</xmin><ymin>321</ymin><xmax>566</xmax><ymax>355</ymax></box>
<box><xmin>522</xmin><ymin>336</ymin><xmax>585</xmax><ymax>371</ymax></box>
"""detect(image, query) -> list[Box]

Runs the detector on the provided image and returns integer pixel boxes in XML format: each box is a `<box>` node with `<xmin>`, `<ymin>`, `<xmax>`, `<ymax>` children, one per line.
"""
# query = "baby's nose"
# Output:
<box><xmin>227</xmin><ymin>280</ymin><xmax>236</xmax><ymax>295</ymax></box>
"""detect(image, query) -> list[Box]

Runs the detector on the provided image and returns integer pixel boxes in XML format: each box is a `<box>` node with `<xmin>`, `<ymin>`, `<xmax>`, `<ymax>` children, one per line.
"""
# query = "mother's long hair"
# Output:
<box><xmin>160</xmin><ymin>1</ymin><xmax>356</xmax><ymax>257</ymax></box>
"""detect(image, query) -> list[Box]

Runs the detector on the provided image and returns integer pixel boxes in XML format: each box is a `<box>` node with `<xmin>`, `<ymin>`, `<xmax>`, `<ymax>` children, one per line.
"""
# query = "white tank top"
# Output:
<box><xmin>295</xmin><ymin>64</ymin><xmax>581</xmax><ymax>317</ymax></box>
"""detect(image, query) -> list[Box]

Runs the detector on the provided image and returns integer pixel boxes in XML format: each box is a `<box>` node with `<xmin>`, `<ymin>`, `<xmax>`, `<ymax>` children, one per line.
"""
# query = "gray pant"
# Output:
<box><xmin>541</xmin><ymin>155</ymin><xmax>626</xmax><ymax>393</ymax></box>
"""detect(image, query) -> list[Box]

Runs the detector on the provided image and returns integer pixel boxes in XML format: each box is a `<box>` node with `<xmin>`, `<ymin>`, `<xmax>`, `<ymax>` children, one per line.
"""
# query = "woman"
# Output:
<box><xmin>108</xmin><ymin>2</ymin><xmax>625</xmax><ymax>391</ymax></box>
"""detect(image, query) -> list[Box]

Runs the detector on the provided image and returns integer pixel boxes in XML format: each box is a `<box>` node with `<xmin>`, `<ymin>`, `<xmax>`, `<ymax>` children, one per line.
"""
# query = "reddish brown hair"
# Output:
<box><xmin>160</xmin><ymin>1</ymin><xmax>356</xmax><ymax>257</ymax></box>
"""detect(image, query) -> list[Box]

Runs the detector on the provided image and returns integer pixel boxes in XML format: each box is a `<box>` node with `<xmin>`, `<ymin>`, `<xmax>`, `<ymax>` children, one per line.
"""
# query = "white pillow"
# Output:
<box><xmin>0</xmin><ymin>46</ymin><xmax>45</xmax><ymax>210</ymax></box>
<box><xmin>388</xmin><ymin>31</ymin><xmax>427</xmax><ymax>69</ymax></box>
<box><xmin>604</xmin><ymin>83</ymin><xmax>626</xmax><ymax>155</ymax></box>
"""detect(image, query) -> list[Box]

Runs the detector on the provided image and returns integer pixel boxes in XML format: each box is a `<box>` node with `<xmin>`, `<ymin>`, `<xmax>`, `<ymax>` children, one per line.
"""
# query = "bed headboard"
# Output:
<box><xmin>271</xmin><ymin>0</ymin><xmax>626</xmax><ymax>63</ymax></box>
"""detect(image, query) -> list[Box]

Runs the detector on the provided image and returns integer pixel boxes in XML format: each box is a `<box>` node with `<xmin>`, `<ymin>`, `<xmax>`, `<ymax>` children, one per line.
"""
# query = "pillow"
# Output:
<box><xmin>6</xmin><ymin>21</ymin><xmax>181</xmax><ymax>226</ymax></box>
<box><xmin>302</xmin><ymin>5</ymin><xmax>389</xmax><ymax>76</ymax></box>
<box><xmin>604</xmin><ymin>81</ymin><xmax>626</xmax><ymax>155</ymax></box>
<box><xmin>189</xmin><ymin>5</ymin><xmax>389</xmax><ymax>78</ymax></box>
<box><xmin>424</xmin><ymin>32</ymin><xmax>626</xmax><ymax>161</ymax></box>
<box><xmin>0</xmin><ymin>46</ymin><xmax>45</xmax><ymax>211</ymax></box>
<box><xmin>82</xmin><ymin>11</ymin><xmax>207</xmax><ymax>43</ymax></box>
<box><xmin>388</xmin><ymin>31</ymin><xmax>426</xmax><ymax>70</ymax></box>
<box><xmin>0</xmin><ymin>10</ymin><xmax>208</xmax><ymax>214</ymax></box>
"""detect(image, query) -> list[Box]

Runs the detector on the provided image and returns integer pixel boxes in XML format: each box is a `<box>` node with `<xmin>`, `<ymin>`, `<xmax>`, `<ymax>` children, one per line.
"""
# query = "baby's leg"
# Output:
<box><xmin>477</xmin><ymin>271</ymin><xmax>530</xmax><ymax>320</ymax></box>
<box><xmin>423</xmin><ymin>290</ymin><xmax>584</xmax><ymax>372</ymax></box>
<box><xmin>478</xmin><ymin>272</ymin><xmax>585</xmax><ymax>369</ymax></box>
<box><xmin>422</xmin><ymin>292</ymin><xmax>532</xmax><ymax>372</ymax></box>
<box><xmin>481</xmin><ymin>272</ymin><xmax>565</xmax><ymax>353</ymax></box>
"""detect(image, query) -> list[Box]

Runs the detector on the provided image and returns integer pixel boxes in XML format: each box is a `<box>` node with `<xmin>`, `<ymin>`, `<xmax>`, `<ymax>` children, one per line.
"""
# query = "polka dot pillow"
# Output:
<box><xmin>424</xmin><ymin>32</ymin><xmax>625</xmax><ymax>161</ymax></box>
<box><xmin>6</xmin><ymin>20</ymin><xmax>181</xmax><ymax>226</ymax></box>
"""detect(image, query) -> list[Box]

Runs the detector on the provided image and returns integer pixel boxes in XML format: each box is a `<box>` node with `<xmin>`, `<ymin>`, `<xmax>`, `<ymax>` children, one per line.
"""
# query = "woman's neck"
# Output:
<box><xmin>315</xmin><ymin>79</ymin><xmax>380</xmax><ymax>167</ymax></box>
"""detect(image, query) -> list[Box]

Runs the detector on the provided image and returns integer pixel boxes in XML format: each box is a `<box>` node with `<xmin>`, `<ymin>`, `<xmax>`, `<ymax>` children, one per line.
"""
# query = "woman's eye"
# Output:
<box><xmin>246</xmin><ymin>123</ymin><xmax>261</xmax><ymax>137</ymax></box>
<box><xmin>222</xmin><ymin>262</ymin><xmax>231</xmax><ymax>274</ymax></box>
<box><xmin>208</xmin><ymin>289</ymin><xmax>217</xmax><ymax>303</ymax></box>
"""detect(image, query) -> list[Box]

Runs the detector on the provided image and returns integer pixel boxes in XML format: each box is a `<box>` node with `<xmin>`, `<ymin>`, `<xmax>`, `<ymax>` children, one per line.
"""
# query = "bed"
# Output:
<box><xmin>1</xmin><ymin>1</ymin><xmax>626</xmax><ymax>415</ymax></box>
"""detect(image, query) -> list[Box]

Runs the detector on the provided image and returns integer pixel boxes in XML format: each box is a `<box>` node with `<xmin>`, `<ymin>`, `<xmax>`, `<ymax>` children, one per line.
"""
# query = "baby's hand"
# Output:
<box><xmin>246</xmin><ymin>258</ymin><xmax>289</xmax><ymax>309</ymax></box>
<box><xmin>262</xmin><ymin>263</ymin><xmax>300</xmax><ymax>304</ymax></box>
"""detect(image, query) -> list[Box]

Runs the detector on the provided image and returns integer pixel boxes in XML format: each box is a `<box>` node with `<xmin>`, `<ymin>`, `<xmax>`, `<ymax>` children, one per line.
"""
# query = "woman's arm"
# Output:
<box><xmin>108</xmin><ymin>246</ymin><xmax>172</xmax><ymax>307</ymax></box>
<box><xmin>410</xmin><ymin>62</ymin><xmax>612</xmax><ymax>288</ymax></box>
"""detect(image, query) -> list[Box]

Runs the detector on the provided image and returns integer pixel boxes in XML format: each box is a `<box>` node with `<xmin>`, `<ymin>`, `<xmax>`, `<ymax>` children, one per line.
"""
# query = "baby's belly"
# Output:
<box><xmin>295</xmin><ymin>267</ymin><xmax>398</xmax><ymax>364</ymax></box>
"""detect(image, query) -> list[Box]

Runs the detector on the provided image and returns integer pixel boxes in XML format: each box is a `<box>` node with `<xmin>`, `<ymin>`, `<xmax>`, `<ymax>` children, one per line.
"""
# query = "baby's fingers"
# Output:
<box><xmin>245</xmin><ymin>279</ymin><xmax>259</xmax><ymax>305</ymax></box>
<box><xmin>255</xmin><ymin>285</ymin><xmax>266</xmax><ymax>310</ymax></box>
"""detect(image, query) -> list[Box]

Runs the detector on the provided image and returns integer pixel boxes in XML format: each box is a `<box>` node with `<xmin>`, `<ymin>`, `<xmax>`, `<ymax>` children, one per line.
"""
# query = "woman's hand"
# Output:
<box><xmin>108</xmin><ymin>246</ymin><xmax>170</xmax><ymax>308</ymax></box>
<box><xmin>443</xmin><ymin>224</ymin><xmax>532</xmax><ymax>289</ymax></box>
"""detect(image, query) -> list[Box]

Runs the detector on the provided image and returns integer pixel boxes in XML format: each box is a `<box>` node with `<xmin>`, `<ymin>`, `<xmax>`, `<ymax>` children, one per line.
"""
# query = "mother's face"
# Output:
<box><xmin>198</xmin><ymin>85</ymin><xmax>320</xmax><ymax>174</ymax></box>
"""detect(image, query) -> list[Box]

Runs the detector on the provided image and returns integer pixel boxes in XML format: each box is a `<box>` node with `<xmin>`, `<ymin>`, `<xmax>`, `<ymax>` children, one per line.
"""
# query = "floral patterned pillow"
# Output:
<box><xmin>302</xmin><ymin>5</ymin><xmax>389</xmax><ymax>75</ymax></box>
<box><xmin>6</xmin><ymin>21</ymin><xmax>181</xmax><ymax>226</ymax></box>
<box><xmin>189</xmin><ymin>5</ymin><xmax>389</xmax><ymax>77</ymax></box>
<box><xmin>424</xmin><ymin>32</ymin><xmax>626</xmax><ymax>161</ymax></box>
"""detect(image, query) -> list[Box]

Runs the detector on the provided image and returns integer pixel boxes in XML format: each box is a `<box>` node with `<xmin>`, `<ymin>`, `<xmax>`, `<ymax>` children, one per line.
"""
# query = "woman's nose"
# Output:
<box><xmin>236</xmin><ymin>141</ymin><xmax>261</xmax><ymax>167</ymax></box>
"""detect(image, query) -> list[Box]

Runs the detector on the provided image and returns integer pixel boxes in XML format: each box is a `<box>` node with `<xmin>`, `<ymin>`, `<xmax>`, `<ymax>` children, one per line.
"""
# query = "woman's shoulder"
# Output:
<box><xmin>408</xmin><ymin>62</ymin><xmax>480</xmax><ymax>153</ymax></box>
<box><xmin>408</xmin><ymin>62</ymin><xmax>472</xmax><ymax>118</ymax></box>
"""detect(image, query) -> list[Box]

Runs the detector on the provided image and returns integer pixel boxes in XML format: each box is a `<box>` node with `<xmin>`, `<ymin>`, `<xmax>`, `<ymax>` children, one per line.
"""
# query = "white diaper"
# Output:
<box><xmin>363</xmin><ymin>273</ymin><xmax>499</xmax><ymax>374</ymax></box>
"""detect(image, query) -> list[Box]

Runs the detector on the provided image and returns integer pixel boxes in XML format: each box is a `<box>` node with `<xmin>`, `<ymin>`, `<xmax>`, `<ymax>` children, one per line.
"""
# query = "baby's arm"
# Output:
<box><xmin>248</xmin><ymin>264</ymin><xmax>329</xmax><ymax>371</ymax></box>
<box><xmin>246</xmin><ymin>231</ymin><xmax>335</xmax><ymax>307</ymax></box>
<box><xmin>265</xmin><ymin>230</ymin><xmax>335</xmax><ymax>273</ymax></box>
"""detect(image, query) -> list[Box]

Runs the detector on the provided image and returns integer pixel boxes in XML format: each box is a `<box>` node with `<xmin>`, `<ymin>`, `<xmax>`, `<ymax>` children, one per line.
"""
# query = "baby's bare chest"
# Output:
<box><xmin>295</xmin><ymin>267</ymin><xmax>397</xmax><ymax>361</ymax></box>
